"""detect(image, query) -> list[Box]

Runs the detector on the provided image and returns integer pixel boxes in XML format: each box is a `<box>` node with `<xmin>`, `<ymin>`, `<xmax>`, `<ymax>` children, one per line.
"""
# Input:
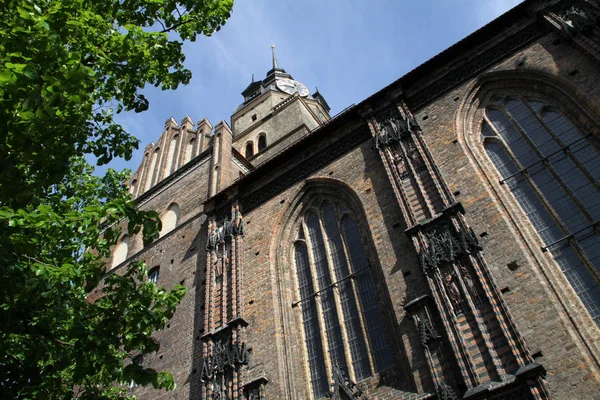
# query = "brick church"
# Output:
<box><xmin>106</xmin><ymin>0</ymin><xmax>600</xmax><ymax>398</ymax></box>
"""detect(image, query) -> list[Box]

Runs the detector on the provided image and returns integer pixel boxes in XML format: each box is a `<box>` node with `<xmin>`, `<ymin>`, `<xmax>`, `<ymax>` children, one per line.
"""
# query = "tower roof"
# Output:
<box><xmin>238</xmin><ymin>45</ymin><xmax>294</xmax><ymax>107</ymax></box>
<box><xmin>265</xmin><ymin>44</ymin><xmax>288</xmax><ymax>78</ymax></box>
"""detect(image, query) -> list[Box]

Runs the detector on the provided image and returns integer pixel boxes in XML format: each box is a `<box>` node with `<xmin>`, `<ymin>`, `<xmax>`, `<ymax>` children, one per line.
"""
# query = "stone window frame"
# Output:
<box><xmin>458</xmin><ymin>70</ymin><xmax>600</xmax><ymax>355</ymax></box>
<box><xmin>279</xmin><ymin>180</ymin><xmax>395</xmax><ymax>399</ymax></box>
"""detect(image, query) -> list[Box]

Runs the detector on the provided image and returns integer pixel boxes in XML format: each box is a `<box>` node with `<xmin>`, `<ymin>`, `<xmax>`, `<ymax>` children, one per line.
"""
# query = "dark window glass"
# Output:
<box><xmin>306</xmin><ymin>211</ymin><xmax>348</xmax><ymax>373</ymax></box>
<box><xmin>484</xmin><ymin>97</ymin><xmax>600</xmax><ymax>326</ymax></box>
<box><xmin>322</xmin><ymin>204</ymin><xmax>370</xmax><ymax>380</ymax></box>
<box><xmin>258</xmin><ymin>135</ymin><xmax>267</xmax><ymax>151</ymax></box>
<box><xmin>342</xmin><ymin>216</ymin><xmax>394</xmax><ymax>371</ymax></box>
<box><xmin>294</xmin><ymin>203</ymin><xmax>393</xmax><ymax>397</ymax></box>
<box><xmin>295</xmin><ymin>241</ymin><xmax>328</xmax><ymax>397</ymax></box>
<box><xmin>245</xmin><ymin>142</ymin><xmax>254</xmax><ymax>159</ymax></box>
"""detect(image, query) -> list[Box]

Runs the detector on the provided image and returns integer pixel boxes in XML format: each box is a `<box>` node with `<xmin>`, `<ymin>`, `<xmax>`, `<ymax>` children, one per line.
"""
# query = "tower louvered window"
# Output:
<box><xmin>482</xmin><ymin>96</ymin><xmax>600</xmax><ymax>326</ymax></box>
<box><xmin>293</xmin><ymin>202</ymin><xmax>393</xmax><ymax>398</ymax></box>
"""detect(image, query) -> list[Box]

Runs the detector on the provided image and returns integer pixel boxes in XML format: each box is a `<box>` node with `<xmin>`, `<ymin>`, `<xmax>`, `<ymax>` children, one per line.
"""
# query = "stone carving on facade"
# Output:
<box><xmin>202</xmin><ymin>202</ymin><xmax>252</xmax><ymax>398</ymax></box>
<box><xmin>200</xmin><ymin>337</ymin><xmax>249</xmax><ymax>381</ymax></box>
<box><xmin>419</xmin><ymin>220</ymin><xmax>479</xmax><ymax>274</ymax></box>
<box><xmin>444</xmin><ymin>273</ymin><xmax>462</xmax><ymax>309</ymax></box>
<box><xmin>207</xmin><ymin>206</ymin><xmax>244</xmax><ymax>278</ymax></box>
<box><xmin>413</xmin><ymin>313</ymin><xmax>441</xmax><ymax>347</ymax></box>
<box><xmin>405</xmin><ymin>298</ymin><xmax>460</xmax><ymax>400</ymax></box>
<box><xmin>459</xmin><ymin>263</ymin><xmax>479</xmax><ymax>299</ymax></box>
<box><xmin>438</xmin><ymin>380</ymin><xmax>459</xmax><ymax>400</ymax></box>
<box><xmin>373</xmin><ymin>104</ymin><xmax>418</xmax><ymax>149</ymax></box>
<box><xmin>369</xmin><ymin>98</ymin><xmax>549</xmax><ymax>399</ymax></box>
<box><xmin>392</xmin><ymin>152</ymin><xmax>408</xmax><ymax>177</ymax></box>
<box><xmin>206</xmin><ymin>211</ymin><xmax>244</xmax><ymax>252</ymax></box>
<box><xmin>555</xmin><ymin>2</ymin><xmax>600</xmax><ymax>37</ymax></box>
<box><xmin>407</xmin><ymin>142</ymin><xmax>424</xmax><ymax>170</ymax></box>
<box><xmin>242</xmin><ymin>377</ymin><xmax>268</xmax><ymax>400</ymax></box>
<box><xmin>244</xmin><ymin>386</ymin><xmax>260</xmax><ymax>400</ymax></box>
<box><xmin>326</xmin><ymin>363</ymin><xmax>366</xmax><ymax>399</ymax></box>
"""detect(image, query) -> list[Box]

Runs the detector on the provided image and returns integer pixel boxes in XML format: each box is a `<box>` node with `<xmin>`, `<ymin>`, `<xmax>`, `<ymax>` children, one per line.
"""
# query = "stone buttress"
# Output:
<box><xmin>200</xmin><ymin>203</ymin><xmax>267</xmax><ymax>399</ymax></box>
<box><xmin>365</xmin><ymin>103</ymin><xmax>550</xmax><ymax>399</ymax></box>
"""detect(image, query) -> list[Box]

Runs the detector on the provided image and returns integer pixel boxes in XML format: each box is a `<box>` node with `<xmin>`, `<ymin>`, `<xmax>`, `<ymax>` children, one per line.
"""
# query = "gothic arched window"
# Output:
<box><xmin>482</xmin><ymin>96</ymin><xmax>600</xmax><ymax>326</ymax></box>
<box><xmin>293</xmin><ymin>202</ymin><xmax>393</xmax><ymax>398</ymax></box>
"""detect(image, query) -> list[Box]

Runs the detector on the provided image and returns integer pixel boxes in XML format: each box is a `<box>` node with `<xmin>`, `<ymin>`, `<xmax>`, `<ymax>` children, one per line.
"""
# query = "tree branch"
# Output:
<box><xmin>22</xmin><ymin>254</ymin><xmax>54</xmax><ymax>267</ymax></box>
<box><xmin>159</xmin><ymin>18</ymin><xmax>195</xmax><ymax>34</ymax></box>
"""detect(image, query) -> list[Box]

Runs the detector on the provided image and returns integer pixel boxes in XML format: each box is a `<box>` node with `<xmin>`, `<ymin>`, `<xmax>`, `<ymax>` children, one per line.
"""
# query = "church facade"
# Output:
<box><xmin>106</xmin><ymin>0</ymin><xmax>600</xmax><ymax>398</ymax></box>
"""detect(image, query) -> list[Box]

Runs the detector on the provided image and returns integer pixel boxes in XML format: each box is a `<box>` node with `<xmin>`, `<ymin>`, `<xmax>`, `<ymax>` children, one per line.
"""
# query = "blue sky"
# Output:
<box><xmin>105</xmin><ymin>0</ymin><xmax>523</xmax><ymax>174</ymax></box>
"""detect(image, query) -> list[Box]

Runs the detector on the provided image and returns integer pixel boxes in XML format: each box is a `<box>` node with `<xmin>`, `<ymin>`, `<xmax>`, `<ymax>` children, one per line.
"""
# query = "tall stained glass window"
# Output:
<box><xmin>482</xmin><ymin>96</ymin><xmax>600</xmax><ymax>326</ymax></box>
<box><xmin>293</xmin><ymin>202</ymin><xmax>393</xmax><ymax>398</ymax></box>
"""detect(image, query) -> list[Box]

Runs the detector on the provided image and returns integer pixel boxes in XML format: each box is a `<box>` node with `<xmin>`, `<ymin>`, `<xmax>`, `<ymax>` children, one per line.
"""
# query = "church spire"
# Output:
<box><xmin>271</xmin><ymin>44</ymin><xmax>279</xmax><ymax>70</ymax></box>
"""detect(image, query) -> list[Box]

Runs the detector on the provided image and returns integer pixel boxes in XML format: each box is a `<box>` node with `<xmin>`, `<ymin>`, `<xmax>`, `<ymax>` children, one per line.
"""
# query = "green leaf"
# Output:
<box><xmin>0</xmin><ymin>0</ymin><xmax>233</xmax><ymax>397</ymax></box>
<box><xmin>0</xmin><ymin>69</ymin><xmax>16</xmax><ymax>84</ymax></box>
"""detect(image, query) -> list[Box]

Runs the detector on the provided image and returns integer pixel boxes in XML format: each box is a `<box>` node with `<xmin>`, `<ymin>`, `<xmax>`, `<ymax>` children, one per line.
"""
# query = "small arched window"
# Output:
<box><xmin>258</xmin><ymin>134</ymin><xmax>267</xmax><ymax>152</ymax></box>
<box><xmin>112</xmin><ymin>235</ymin><xmax>129</xmax><ymax>269</ymax></box>
<box><xmin>482</xmin><ymin>96</ymin><xmax>600</xmax><ymax>326</ymax></box>
<box><xmin>148</xmin><ymin>267</ymin><xmax>160</xmax><ymax>284</ymax></box>
<box><xmin>159</xmin><ymin>203</ymin><xmax>180</xmax><ymax>237</ymax></box>
<box><xmin>245</xmin><ymin>141</ymin><xmax>254</xmax><ymax>159</ymax></box>
<box><xmin>294</xmin><ymin>202</ymin><xmax>393</xmax><ymax>397</ymax></box>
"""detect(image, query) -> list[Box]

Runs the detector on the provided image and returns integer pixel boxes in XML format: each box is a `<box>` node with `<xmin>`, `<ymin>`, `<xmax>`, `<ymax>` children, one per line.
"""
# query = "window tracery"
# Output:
<box><xmin>482</xmin><ymin>96</ymin><xmax>600</xmax><ymax>326</ymax></box>
<box><xmin>293</xmin><ymin>201</ymin><xmax>392</xmax><ymax>398</ymax></box>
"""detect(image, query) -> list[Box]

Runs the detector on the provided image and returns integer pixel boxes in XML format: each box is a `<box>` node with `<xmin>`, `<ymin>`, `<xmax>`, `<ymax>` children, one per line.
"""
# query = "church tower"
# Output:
<box><xmin>230</xmin><ymin>45</ymin><xmax>331</xmax><ymax>165</ymax></box>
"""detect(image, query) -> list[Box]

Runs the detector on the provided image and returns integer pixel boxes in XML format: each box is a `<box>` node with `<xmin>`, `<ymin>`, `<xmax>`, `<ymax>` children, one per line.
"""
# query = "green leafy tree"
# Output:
<box><xmin>0</xmin><ymin>0</ymin><xmax>233</xmax><ymax>398</ymax></box>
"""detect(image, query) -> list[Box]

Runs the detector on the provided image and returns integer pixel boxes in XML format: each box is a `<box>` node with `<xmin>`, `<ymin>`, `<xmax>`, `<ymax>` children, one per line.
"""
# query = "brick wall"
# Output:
<box><xmin>414</xmin><ymin>29</ymin><xmax>600</xmax><ymax>399</ymax></box>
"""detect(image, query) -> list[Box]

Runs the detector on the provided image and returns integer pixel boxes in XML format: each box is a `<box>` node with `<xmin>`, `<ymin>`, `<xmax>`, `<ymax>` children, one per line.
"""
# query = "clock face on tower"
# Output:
<box><xmin>276</xmin><ymin>78</ymin><xmax>310</xmax><ymax>97</ymax></box>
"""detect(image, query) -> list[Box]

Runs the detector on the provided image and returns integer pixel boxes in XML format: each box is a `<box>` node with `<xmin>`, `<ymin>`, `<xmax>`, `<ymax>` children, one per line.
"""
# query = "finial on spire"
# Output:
<box><xmin>271</xmin><ymin>44</ymin><xmax>279</xmax><ymax>69</ymax></box>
